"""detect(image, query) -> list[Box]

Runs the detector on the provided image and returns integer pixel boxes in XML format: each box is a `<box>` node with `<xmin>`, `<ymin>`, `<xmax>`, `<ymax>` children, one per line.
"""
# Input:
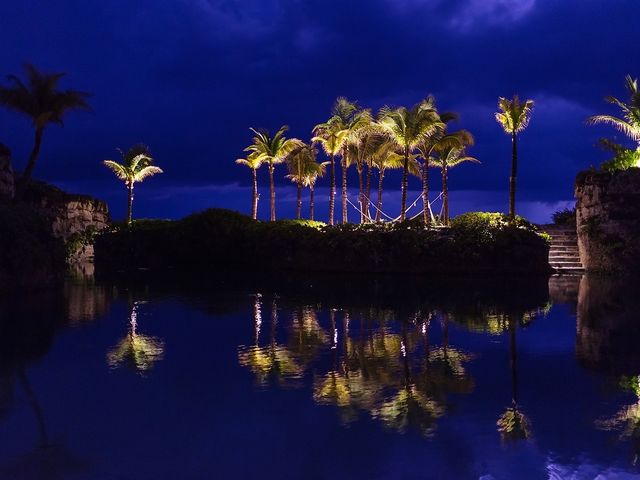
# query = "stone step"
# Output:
<box><xmin>551</xmin><ymin>241</ymin><xmax>579</xmax><ymax>247</ymax></box>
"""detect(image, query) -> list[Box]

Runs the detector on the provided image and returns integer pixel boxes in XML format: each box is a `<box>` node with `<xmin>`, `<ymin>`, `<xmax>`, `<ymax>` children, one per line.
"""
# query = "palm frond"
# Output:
<box><xmin>133</xmin><ymin>165</ymin><xmax>163</xmax><ymax>182</ymax></box>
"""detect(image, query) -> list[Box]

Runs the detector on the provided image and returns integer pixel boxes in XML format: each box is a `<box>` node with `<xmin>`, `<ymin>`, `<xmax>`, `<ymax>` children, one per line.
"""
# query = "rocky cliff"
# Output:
<box><xmin>22</xmin><ymin>180</ymin><xmax>110</xmax><ymax>262</ymax></box>
<box><xmin>575</xmin><ymin>168</ymin><xmax>640</xmax><ymax>273</ymax></box>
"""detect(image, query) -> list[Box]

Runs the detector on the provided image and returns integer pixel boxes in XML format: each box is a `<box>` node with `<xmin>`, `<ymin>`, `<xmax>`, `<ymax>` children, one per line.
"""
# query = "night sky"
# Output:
<box><xmin>1</xmin><ymin>0</ymin><xmax>639</xmax><ymax>222</ymax></box>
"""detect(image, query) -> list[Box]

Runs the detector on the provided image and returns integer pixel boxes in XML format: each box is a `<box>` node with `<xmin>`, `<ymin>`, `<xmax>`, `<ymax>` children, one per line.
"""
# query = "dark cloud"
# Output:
<box><xmin>1</xmin><ymin>0</ymin><xmax>638</xmax><ymax>220</ymax></box>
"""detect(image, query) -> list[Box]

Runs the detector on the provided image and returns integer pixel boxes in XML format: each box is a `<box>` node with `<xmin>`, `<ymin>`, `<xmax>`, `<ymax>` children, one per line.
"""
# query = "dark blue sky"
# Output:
<box><xmin>1</xmin><ymin>0</ymin><xmax>639</xmax><ymax>222</ymax></box>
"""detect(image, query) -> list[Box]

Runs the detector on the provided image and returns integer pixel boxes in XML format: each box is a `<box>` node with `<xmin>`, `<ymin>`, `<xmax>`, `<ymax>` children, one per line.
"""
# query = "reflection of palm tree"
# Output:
<box><xmin>372</xmin><ymin>322</ymin><xmax>444</xmax><ymax>435</ymax></box>
<box><xmin>107</xmin><ymin>301</ymin><xmax>164</xmax><ymax>374</ymax></box>
<box><xmin>289</xmin><ymin>306</ymin><xmax>328</xmax><ymax>364</ymax></box>
<box><xmin>496</xmin><ymin>314</ymin><xmax>533</xmax><ymax>442</ymax></box>
<box><xmin>238</xmin><ymin>298</ymin><xmax>303</xmax><ymax>387</ymax></box>
<box><xmin>596</xmin><ymin>375</ymin><xmax>640</xmax><ymax>464</ymax></box>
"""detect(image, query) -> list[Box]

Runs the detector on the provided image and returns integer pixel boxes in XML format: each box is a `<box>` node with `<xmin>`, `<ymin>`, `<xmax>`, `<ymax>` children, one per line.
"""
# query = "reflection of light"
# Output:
<box><xmin>107</xmin><ymin>302</ymin><xmax>164</xmax><ymax>374</ymax></box>
<box><xmin>400</xmin><ymin>341</ymin><xmax>406</xmax><ymax>358</ymax></box>
<box><xmin>332</xmin><ymin>328</ymin><xmax>338</xmax><ymax>349</ymax></box>
<box><xmin>253</xmin><ymin>294</ymin><xmax>262</xmax><ymax>344</ymax></box>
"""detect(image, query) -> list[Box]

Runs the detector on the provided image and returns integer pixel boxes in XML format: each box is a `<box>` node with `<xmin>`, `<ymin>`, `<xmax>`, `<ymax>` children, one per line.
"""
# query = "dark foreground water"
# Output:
<box><xmin>1</xmin><ymin>272</ymin><xmax>639</xmax><ymax>480</ymax></box>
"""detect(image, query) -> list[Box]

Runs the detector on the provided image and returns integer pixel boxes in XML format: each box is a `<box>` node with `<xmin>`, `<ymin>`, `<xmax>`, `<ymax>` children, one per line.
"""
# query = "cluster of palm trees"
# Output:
<box><xmin>239</xmin><ymin>94</ymin><xmax>538</xmax><ymax>225</ymax></box>
<box><xmin>238</xmin><ymin>96</ymin><xmax>481</xmax><ymax>225</ymax></box>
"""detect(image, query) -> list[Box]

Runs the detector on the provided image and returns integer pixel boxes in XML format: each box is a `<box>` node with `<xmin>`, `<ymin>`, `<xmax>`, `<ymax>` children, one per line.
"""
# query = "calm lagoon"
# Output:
<box><xmin>0</xmin><ymin>273</ymin><xmax>639</xmax><ymax>480</ymax></box>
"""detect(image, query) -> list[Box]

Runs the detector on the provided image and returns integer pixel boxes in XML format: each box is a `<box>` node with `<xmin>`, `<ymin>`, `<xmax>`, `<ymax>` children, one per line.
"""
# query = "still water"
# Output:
<box><xmin>0</xmin><ymin>273</ymin><xmax>639</xmax><ymax>479</ymax></box>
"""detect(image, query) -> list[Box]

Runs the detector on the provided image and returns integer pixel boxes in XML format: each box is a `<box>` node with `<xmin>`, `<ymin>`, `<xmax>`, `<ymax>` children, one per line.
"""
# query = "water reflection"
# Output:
<box><xmin>238</xmin><ymin>296</ymin><xmax>303</xmax><ymax>388</ymax></box>
<box><xmin>576</xmin><ymin>275</ymin><xmax>640</xmax><ymax>465</ymax></box>
<box><xmin>107</xmin><ymin>300</ymin><xmax>164</xmax><ymax>374</ymax></box>
<box><xmin>237</xmin><ymin>294</ymin><xmax>557</xmax><ymax>439</ymax></box>
<box><xmin>0</xmin><ymin>292</ymin><xmax>91</xmax><ymax>478</ymax></box>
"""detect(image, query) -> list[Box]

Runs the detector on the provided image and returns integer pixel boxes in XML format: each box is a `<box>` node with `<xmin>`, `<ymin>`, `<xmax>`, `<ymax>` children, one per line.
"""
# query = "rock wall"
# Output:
<box><xmin>22</xmin><ymin>180</ymin><xmax>110</xmax><ymax>262</ymax></box>
<box><xmin>575</xmin><ymin>168</ymin><xmax>640</xmax><ymax>273</ymax></box>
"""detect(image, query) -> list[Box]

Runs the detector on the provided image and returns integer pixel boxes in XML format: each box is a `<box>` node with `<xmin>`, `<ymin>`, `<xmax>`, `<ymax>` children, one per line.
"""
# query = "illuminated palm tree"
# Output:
<box><xmin>235</xmin><ymin>152</ymin><xmax>262</xmax><ymax>220</ymax></box>
<box><xmin>587</xmin><ymin>75</ymin><xmax>640</xmax><ymax>145</ymax></box>
<box><xmin>244</xmin><ymin>126</ymin><xmax>301</xmax><ymax>221</ymax></box>
<box><xmin>495</xmin><ymin>95</ymin><xmax>534</xmax><ymax>219</ymax></box>
<box><xmin>312</xmin><ymin>115</ymin><xmax>349</xmax><ymax>225</ymax></box>
<box><xmin>588</xmin><ymin>75</ymin><xmax>640</xmax><ymax>171</ymax></box>
<box><xmin>0</xmin><ymin>64</ymin><xmax>90</xmax><ymax>184</ymax></box>
<box><xmin>379</xmin><ymin>98</ymin><xmax>443</xmax><ymax>221</ymax></box>
<box><xmin>371</xmin><ymin>138</ymin><xmax>405</xmax><ymax>221</ymax></box>
<box><xmin>103</xmin><ymin>144</ymin><xmax>163</xmax><ymax>225</ymax></box>
<box><xmin>285</xmin><ymin>142</ymin><xmax>318</xmax><ymax>219</ymax></box>
<box><xmin>429</xmin><ymin>130</ymin><xmax>478</xmax><ymax>225</ymax></box>
<box><xmin>416</xmin><ymin>113</ymin><xmax>458</xmax><ymax>224</ymax></box>
<box><xmin>302</xmin><ymin>158</ymin><xmax>328</xmax><ymax>221</ymax></box>
<box><xmin>348</xmin><ymin>123</ymin><xmax>383</xmax><ymax>222</ymax></box>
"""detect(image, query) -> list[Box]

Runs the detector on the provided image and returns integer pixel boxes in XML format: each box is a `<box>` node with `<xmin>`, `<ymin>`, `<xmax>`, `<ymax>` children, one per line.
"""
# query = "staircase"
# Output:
<box><xmin>541</xmin><ymin>225</ymin><xmax>584</xmax><ymax>274</ymax></box>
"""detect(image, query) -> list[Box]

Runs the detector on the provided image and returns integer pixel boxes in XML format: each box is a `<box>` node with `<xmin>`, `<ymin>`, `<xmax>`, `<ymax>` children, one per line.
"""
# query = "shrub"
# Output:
<box><xmin>551</xmin><ymin>208</ymin><xmax>576</xmax><ymax>227</ymax></box>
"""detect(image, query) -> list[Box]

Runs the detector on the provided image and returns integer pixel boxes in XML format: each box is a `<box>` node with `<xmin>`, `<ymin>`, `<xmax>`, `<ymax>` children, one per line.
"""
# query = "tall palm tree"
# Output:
<box><xmin>429</xmin><ymin>130</ymin><xmax>478</xmax><ymax>225</ymax></box>
<box><xmin>303</xmin><ymin>159</ymin><xmax>328</xmax><ymax>221</ymax></box>
<box><xmin>379</xmin><ymin>98</ymin><xmax>442</xmax><ymax>221</ymax></box>
<box><xmin>235</xmin><ymin>153</ymin><xmax>263</xmax><ymax>220</ymax></box>
<box><xmin>244</xmin><ymin>126</ymin><xmax>300</xmax><ymax>221</ymax></box>
<box><xmin>318</xmin><ymin>97</ymin><xmax>371</xmax><ymax>224</ymax></box>
<box><xmin>285</xmin><ymin>142</ymin><xmax>318</xmax><ymax>220</ymax></box>
<box><xmin>103</xmin><ymin>144</ymin><xmax>163</xmax><ymax>225</ymax></box>
<box><xmin>495</xmin><ymin>95</ymin><xmax>534</xmax><ymax>219</ymax></box>
<box><xmin>348</xmin><ymin>123</ymin><xmax>382</xmax><ymax>223</ymax></box>
<box><xmin>0</xmin><ymin>64</ymin><xmax>91</xmax><ymax>184</ymax></box>
<box><xmin>587</xmin><ymin>75</ymin><xmax>640</xmax><ymax>145</ymax></box>
<box><xmin>312</xmin><ymin>115</ymin><xmax>349</xmax><ymax>225</ymax></box>
<box><xmin>416</xmin><ymin>112</ymin><xmax>458</xmax><ymax>224</ymax></box>
<box><xmin>370</xmin><ymin>138</ymin><xmax>405</xmax><ymax>221</ymax></box>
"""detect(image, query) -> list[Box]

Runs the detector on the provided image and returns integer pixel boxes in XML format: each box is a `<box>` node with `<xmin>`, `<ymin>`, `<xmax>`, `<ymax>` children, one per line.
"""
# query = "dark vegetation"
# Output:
<box><xmin>0</xmin><ymin>203</ymin><xmax>64</xmax><ymax>290</ymax></box>
<box><xmin>95</xmin><ymin>209</ymin><xmax>551</xmax><ymax>275</ymax></box>
<box><xmin>552</xmin><ymin>207</ymin><xmax>576</xmax><ymax>227</ymax></box>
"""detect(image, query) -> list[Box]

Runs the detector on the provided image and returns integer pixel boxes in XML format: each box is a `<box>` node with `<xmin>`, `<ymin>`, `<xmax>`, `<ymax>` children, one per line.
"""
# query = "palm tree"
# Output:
<box><xmin>348</xmin><ymin>123</ymin><xmax>382</xmax><ymax>222</ymax></box>
<box><xmin>416</xmin><ymin>112</ymin><xmax>458</xmax><ymax>225</ymax></box>
<box><xmin>303</xmin><ymin>159</ymin><xmax>328</xmax><ymax>221</ymax></box>
<box><xmin>103</xmin><ymin>144</ymin><xmax>163</xmax><ymax>225</ymax></box>
<box><xmin>235</xmin><ymin>153</ymin><xmax>262</xmax><ymax>220</ymax></box>
<box><xmin>495</xmin><ymin>95</ymin><xmax>534</xmax><ymax>219</ymax></box>
<box><xmin>244</xmin><ymin>126</ymin><xmax>300</xmax><ymax>221</ymax></box>
<box><xmin>0</xmin><ymin>64</ymin><xmax>90</xmax><ymax>184</ymax></box>
<box><xmin>429</xmin><ymin>130</ymin><xmax>477</xmax><ymax>225</ymax></box>
<box><xmin>285</xmin><ymin>142</ymin><xmax>318</xmax><ymax>219</ymax></box>
<box><xmin>370</xmin><ymin>138</ymin><xmax>405</xmax><ymax>221</ymax></box>
<box><xmin>587</xmin><ymin>75</ymin><xmax>640</xmax><ymax>145</ymax></box>
<box><xmin>379</xmin><ymin>98</ymin><xmax>443</xmax><ymax>221</ymax></box>
<box><xmin>312</xmin><ymin>116</ymin><xmax>348</xmax><ymax>225</ymax></box>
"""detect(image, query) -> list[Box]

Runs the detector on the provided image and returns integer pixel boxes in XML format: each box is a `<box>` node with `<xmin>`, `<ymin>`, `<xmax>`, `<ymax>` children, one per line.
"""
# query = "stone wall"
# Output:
<box><xmin>575</xmin><ymin>168</ymin><xmax>640</xmax><ymax>273</ymax></box>
<box><xmin>22</xmin><ymin>180</ymin><xmax>110</xmax><ymax>262</ymax></box>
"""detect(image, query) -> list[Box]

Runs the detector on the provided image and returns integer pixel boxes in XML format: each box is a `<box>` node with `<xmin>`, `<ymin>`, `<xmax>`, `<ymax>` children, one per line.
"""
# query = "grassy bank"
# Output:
<box><xmin>95</xmin><ymin>209</ymin><xmax>551</xmax><ymax>275</ymax></box>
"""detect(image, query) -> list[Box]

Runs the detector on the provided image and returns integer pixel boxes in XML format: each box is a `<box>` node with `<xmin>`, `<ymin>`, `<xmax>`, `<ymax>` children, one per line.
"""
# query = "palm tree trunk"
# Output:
<box><xmin>400</xmin><ymin>149</ymin><xmax>409</xmax><ymax>222</ymax></box>
<box><xmin>375</xmin><ymin>168</ymin><xmax>385</xmax><ymax>222</ymax></box>
<box><xmin>309</xmin><ymin>184</ymin><xmax>315</xmax><ymax>221</ymax></box>
<box><xmin>442</xmin><ymin>163</ymin><xmax>449</xmax><ymax>225</ymax></box>
<box><xmin>509</xmin><ymin>132</ymin><xmax>517</xmax><ymax>219</ymax></box>
<box><xmin>296</xmin><ymin>183</ymin><xmax>302</xmax><ymax>219</ymax></box>
<box><xmin>342</xmin><ymin>153</ymin><xmax>348</xmax><ymax>224</ymax></box>
<box><xmin>365</xmin><ymin>163</ymin><xmax>373</xmax><ymax>222</ymax></box>
<box><xmin>357</xmin><ymin>165</ymin><xmax>364</xmax><ymax>223</ymax></box>
<box><xmin>329</xmin><ymin>154</ymin><xmax>336</xmax><ymax>225</ymax></box>
<box><xmin>22</xmin><ymin>126</ymin><xmax>44</xmax><ymax>183</ymax></box>
<box><xmin>251</xmin><ymin>168</ymin><xmax>258</xmax><ymax>220</ymax></box>
<box><xmin>422</xmin><ymin>161</ymin><xmax>430</xmax><ymax>225</ymax></box>
<box><xmin>269</xmin><ymin>163</ymin><xmax>276</xmax><ymax>221</ymax></box>
<box><xmin>127</xmin><ymin>182</ymin><xmax>134</xmax><ymax>225</ymax></box>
